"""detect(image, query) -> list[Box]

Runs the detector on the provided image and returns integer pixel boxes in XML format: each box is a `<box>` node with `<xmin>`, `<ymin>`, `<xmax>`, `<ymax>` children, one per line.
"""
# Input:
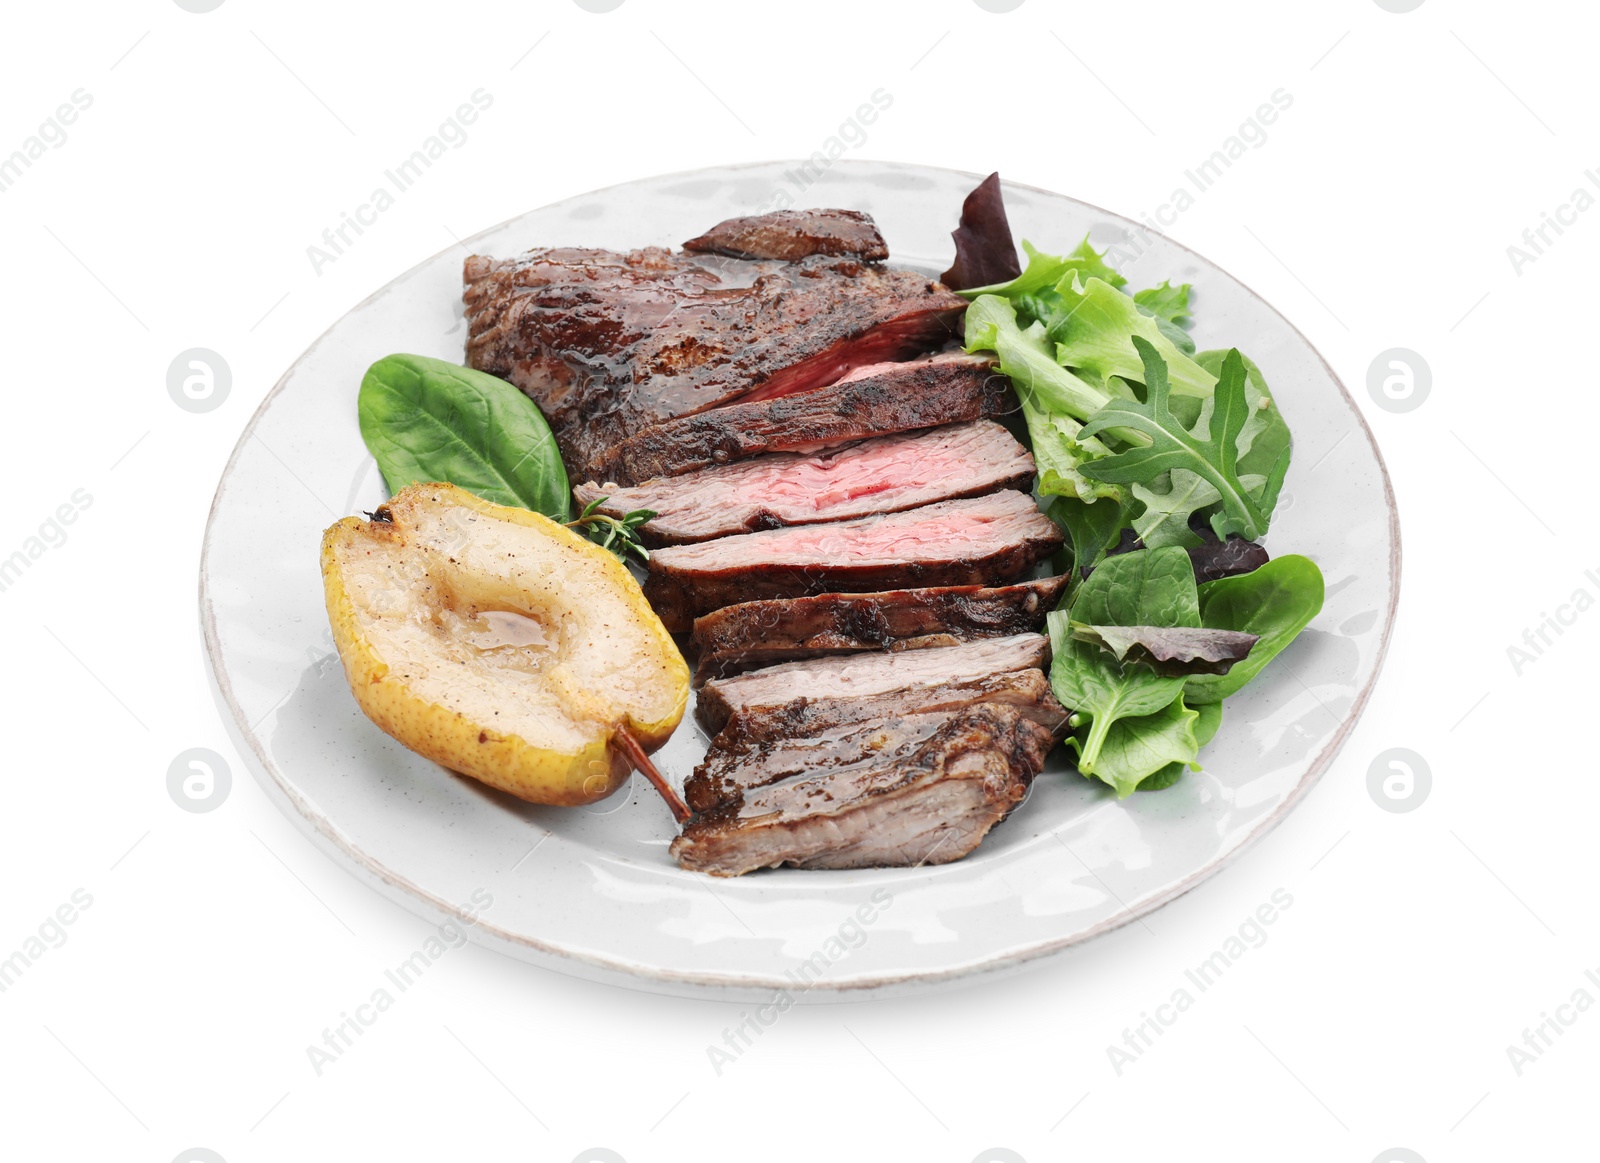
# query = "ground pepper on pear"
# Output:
<box><xmin>320</xmin><ymin>483</ymin><xmax>689</xmax><ymax>807</ymax></box>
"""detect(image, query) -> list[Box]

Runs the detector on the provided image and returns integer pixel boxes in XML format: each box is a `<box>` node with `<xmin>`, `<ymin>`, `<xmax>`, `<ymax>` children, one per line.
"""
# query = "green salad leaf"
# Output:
<box><xmin>964</xmin><ymin>295</ymin><xmax>1119</xmax><ymax>421</ymax></box>
<box><xmin>358</xmin><ymin>354</ymin><xmax>570</xmax><ymax>520</ymax></box>
<box><xmin>1047</xmin><ymin>495</ymin><xmax>1128</xmax><ymax>588</ymax></box>
<box><xmin>1134</xmin><ymin>281</ymin><xmax>1196</xmax><ymax>355</ymax></box>
<box><xmin>1194</xmin><ymin>348</ymin><xmax>1291</xmax><ymax>484</ymax></box>
<box><xmin>1137</xmin><ymin>701</ymin><xmax>1222</xmax><ymax>792</ymax></box>
<box><xmin>1130</xmin><ymin>468</ymin><xmax>1221</xmax><ymax>549</ymax></box>
<box><xmin>959</xmin><ymin>236</ymin><xmax>1128</xmax><ymax>301</ymax></box>
<box><xmin>1069</xmin><ymin>543</ymin><xmax>1201</xmax><ymax>628</ymax></box>
<box><xmin>1079</xmin><ymin>694</ymin><xmax>1200</xmax><ymax>798</ymax></box>
<box><xmin>1049</xmin><ymin>275</ymin><xmax>1217</xmax><ymax>399</ymax></box>
<box><xmin>1184</xmin><ymin>555</ymin><xmax>1326</xmax><ymax>704</ymax></box>
<box><xmin>1048</xmin><ymin>548</ymin><xmax>1205</xmax><ymax>794</ymax></box>
<box><xmin>1133</xmin><ymin>281</ymin><xmax>1192</xmax><ymax>326</ymax></box>
<box><xmin>1079</xmin><ymin>339</ymin><xmax>1283</xmax><ymax>541</ymax></box>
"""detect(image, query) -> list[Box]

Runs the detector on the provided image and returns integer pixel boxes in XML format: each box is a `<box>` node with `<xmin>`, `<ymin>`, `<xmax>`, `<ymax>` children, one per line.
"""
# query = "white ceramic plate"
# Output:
<box><xmin>200</xmin><ymin>161</ymin><xmax>1399</xmax><ymax>1001</ymax></box>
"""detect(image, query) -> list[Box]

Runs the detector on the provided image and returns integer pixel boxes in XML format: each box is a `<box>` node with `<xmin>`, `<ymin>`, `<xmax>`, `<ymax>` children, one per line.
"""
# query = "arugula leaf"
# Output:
<box><xmin>358</xmin><ymin>354</ymin><xmax>570</xmax><ymax>520</ymax></box>
<box><xmin>1079</xmin><ymin>340</ymin><xmax>1277</xmax><ymax>541</ymax></box>
<box><xmin>1075</xmin><ymin>694</ymin><xmax>1200</xmax><ymax>798</ymax></box>
<box><xmin>1049</xmin><ymin>275</ymin><xmax>1217</xmax><ymax>399</ymax></box>
<box><xmin>1194</xmin><ymin>348</ymin><xmax>1292</xmax><ymax>486</ymax></box>
<box><xmin>1184</xmin><ymin>555</ymin><xmax>1326</xmax><ymax>704</ymax></box>
<box><xmin>1131</xmin><ymin>469</ymin><xmax>1221</xmax><ymax>549</ymax></box>
<box><xmin>1137</xmin><ymin>701</ymin><xmax>1221</xmax><ymax>792</ymax></box>
<box><xmin>1069</xmin><ymin>623</ymin><xmax>1259</xmax><ymax>676</ymax></box>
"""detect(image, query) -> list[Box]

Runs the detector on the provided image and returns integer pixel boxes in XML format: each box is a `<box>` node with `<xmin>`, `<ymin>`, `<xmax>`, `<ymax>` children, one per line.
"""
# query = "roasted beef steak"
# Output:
<box><xmin>463</xmin><ymin>241</ymin><xmax>965</xmax><ymax>478</ymax></box>
<box><xmin>669</xmin><ymin>702</ymin><xmax>1055</xmax><ymax>876</ymax></box>
<box><xmin>588</xmin><ymin>353</ymin><xmax>1010</xmax><ymax>487</ymax></box>
<box><xmin>690</xmin><ymin>576</ymin><xmax>1067</xmax><ymax>683</ymax></box>
<box><xmin>644</xmin><ymin>492</ymin><xmax>1061</xmax><ymax>632</ymax></box>
<box><xmin>695</xmin><ymin>632</ymin><xmax>1049</xmax><ymax>734</ymax></box>
<box><xmin>685</xmin><ymin>668</ymin><xmax>1067</xmax><ymax>814</ymax></box>
<box><xmin>683</xmin><ymin>208</ymin><xmax>888</xmax><ymax>262</ymax></box>
<box><xmin>574</xmin><ymin>420</ymin><xmax>1033</xmax><ymax>546</ymax></box>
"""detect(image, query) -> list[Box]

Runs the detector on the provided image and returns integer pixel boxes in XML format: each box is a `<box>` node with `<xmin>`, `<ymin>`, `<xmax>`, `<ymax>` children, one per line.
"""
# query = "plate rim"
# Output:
<box><xmin>198</xmin><ymin>159</ymin><xmax>1403</xmax><ymax>997</ymax></box>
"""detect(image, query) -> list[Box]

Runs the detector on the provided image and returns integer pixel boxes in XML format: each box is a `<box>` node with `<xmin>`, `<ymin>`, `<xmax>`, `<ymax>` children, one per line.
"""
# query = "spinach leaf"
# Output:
<box><xmin>1076</xmin><ymin>693</ymin><xmax>1200</xmax><ymax>798</ymax></box>
<box><xmin>1070</xmin><ymin>544</ymin><xmax>1201</xmax><ymax>629</ymax></box>
<box><xmin>1047</xmin><ymin>494</ymin><xmax>1128</xmax><ymax>591</ymax></box>
<box><xmin>1047</xmin><ymin>548</ymin><xmax>1204</xmax><ymax>794</ymax></box>
<box><xmin>1079</xmin><ymin>340</ymin><xmax>1281</xmax><ymax>541</ymax></box>
<box><xmin>1069</xmin><ymin>623</ymin><xmax>1259</xmax><ymax>676</ymax></box>
<box><xmin>1184</xmin><ymin>555</ymin><xmax>1326</xmax><ymax>704</ymax></box>
<box><xmin>1137</xmin><ymin>701</ymin><xmax>1221</xmax><ymax>792</ymax></box>
<box><xmin>358</xmin><ymin>354</ymin><xmax>570</xmax><ymax>520</ymax></box>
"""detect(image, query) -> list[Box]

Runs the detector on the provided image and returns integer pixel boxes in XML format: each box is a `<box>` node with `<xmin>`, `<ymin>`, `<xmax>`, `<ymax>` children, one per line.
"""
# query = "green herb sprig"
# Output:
<box><xmin>565</xmin><ymin>496</ymin><xmax>655</xmax><ymax>563</ymax></box>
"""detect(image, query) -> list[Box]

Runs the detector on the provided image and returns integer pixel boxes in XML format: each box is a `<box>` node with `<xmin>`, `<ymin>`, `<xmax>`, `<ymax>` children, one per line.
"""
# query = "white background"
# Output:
<box><xmin>1</xmin><ymin>1</ymin><xmax>1594</xmax><ymax>1160</ymax></box>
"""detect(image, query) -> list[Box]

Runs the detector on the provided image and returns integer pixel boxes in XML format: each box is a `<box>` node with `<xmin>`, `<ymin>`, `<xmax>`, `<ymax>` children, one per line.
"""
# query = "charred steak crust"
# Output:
<box><xmin>684</xmin><ymin>669</ymin><xmax>1068</xmax><ymax>815</ymax></box>
<box><xmin>694</xmin><ymin>632</ymin><xmax>1051</xmax><ymax>735</ymax></box>
<box><xmin>588</xmin><ymin>355</ymin><xmax>1012</xmax><ymax>487</ymax></box>
<box><xmin>682</xmin><ymin>209</ymin><xmax>889</xmax><ymax>262</ymax></box>
<box><xmin>574</xmin><ymin>420</ymin><xmax>1035</xmax><ymax>546</ymax></box>
<box><xmin>643</xmin><ymin>492</ymin><xmax>1062</xmax><ymax>633</ymax></box>
<box><xmin>463</xmin><ymin>246</ymin><xmax>966</xmax><ymax>479</ymax></box>
<box><xmin>669</xmin><ymin>702</ymin><xmax>1056</xmax><ymax>877</ymax></box>
<box><xmin>690</xmin><ymin>577</ymin><xmax>1069</xmax><ymax>684</ymax></box>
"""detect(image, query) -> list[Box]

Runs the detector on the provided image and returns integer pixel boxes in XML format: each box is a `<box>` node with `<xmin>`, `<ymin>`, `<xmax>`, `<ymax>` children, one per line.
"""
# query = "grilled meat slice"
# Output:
<box><xmin>643</xmin><ymin>491</ymin><xmax>1061</xmax><ymax>632</ymax></box>
<box><xmin>575</xmin><ymin>420</ymin><xmax>1033</xmax><ymax>546</ymax></box>
<box><xmin>682</xmin><ymin>209</ymin><xmax>888</xmax><ymax>262</ymax></box>
<box><xmin>463</xmin><ymin>246</ymin><xmax>965</xmax><ymax>478</ymax></box>
<box><xmin>588</xmin><ymin>353</ymin><xmax>1010</xmax><ymax>487</ymax></box>
<box><xmin>685</xmin><ymin>668</ymin><xmax>1067</xmax><ymax>814</ymax></box>
<box><xmin>695</xmin><ymin>632</ymin><xmax>1049</xmax><ymax>734</ymax></box>
<box><xmin>670</xmin><ymin>703</ymin><xmax>1055</xmax><ymax>876</ymax></box>
<box><xmin>690</xmin><ymin>577</ymin><xmax>1067</xmax><ymax>684</ymax></box>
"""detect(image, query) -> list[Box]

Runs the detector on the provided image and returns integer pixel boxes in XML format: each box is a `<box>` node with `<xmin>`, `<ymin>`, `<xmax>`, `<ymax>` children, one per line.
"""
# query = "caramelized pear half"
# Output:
<box><xmin>321</xmin><ymin>483</ymin><xmax>688</xmax><ymax>805</ymax></box>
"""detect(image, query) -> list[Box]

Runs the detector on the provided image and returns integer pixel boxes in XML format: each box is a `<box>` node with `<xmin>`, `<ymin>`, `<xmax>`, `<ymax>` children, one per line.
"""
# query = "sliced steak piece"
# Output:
<box><xmin>463</xmin><ymin>246</ymin><xmax>965</xmax><ymax>478</ymax></box>
<box><xmin>670</xmin><ymin>703</ymin><xmax>1055</xmax><ymax>876</ymax></box>
<box><xmin>691</xmin><ymin>576</ymin><xmax>1067</xmax><ymax>684</ymax></box>
<box><xmin>685</xmin><ymin>669</ymin><xmax>1067</xmax><ymax>814</ymax></box>
<box><xmin>575</xmin><ymin>420</ymin><xmax>1033</xmax><ymax>546</ymax></box>
<box><xmin>695</xmin><ymin>632</ymin><xmax>1049</xmax><ymax>734</ymax></box>
<box><xmin>682</xmin><ymin>209</ymin><xmax>888</xmax><ymax>262</ymax></box>
<box><xmin>589</xmin><ymin>353</ymin><xmax>1010</xmax><ymax>487</ymax></box>
<box><xmin>644</xmin><ymin>491</ymin><xmax>1061</xmax><ymax>632</ymax></box>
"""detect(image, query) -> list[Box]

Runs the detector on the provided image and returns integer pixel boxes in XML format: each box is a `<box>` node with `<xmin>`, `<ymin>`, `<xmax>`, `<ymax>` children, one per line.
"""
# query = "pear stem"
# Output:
<box><xmin>614</xmin><ymin>728</ymin><xmax>691</xmax><ymax>825</ymax></box>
